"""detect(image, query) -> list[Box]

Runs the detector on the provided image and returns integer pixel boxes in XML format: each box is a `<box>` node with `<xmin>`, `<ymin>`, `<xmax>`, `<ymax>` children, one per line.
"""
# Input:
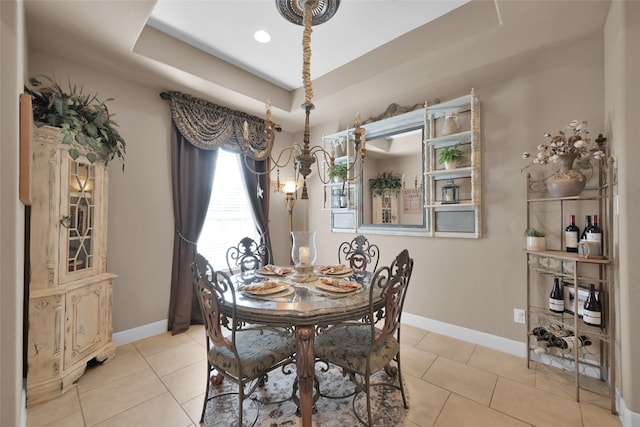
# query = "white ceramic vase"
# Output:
<box><xmin>526</xmin><ymin>236</ymin><xmax>546</xmax><ymax>251</ymax></box>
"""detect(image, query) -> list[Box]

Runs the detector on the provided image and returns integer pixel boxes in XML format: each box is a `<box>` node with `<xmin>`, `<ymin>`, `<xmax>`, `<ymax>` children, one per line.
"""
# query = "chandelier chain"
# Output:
<box><xmin>302</xmin><ymin>1</ymin><xmax>314</xmax><ymax>105</ymax></box>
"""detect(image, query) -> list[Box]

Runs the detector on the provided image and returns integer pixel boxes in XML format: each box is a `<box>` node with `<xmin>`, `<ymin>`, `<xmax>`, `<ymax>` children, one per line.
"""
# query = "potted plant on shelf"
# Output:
<box><xmin>438</xmin><ymin>144</ymin><xmax>464</xmax><ymax>170</ymax></box>
<box><xmin>525</xmin><ymin>228</ymin><xmax>546</xmax><ymax>251</ymax></box>
<box><xmin>24</xmin><ymin>75</ymin><xmax>126</xmax><ymax>169</ymax></box>
<box><xmin>328</xmin><ymin>163</ymin><xmax>349</xmax><ymax>207</ymax></box>
<box><xmin>369</xmin><ymin>172</ymin><xmax>402</xmax><ymax>197</ymax></box>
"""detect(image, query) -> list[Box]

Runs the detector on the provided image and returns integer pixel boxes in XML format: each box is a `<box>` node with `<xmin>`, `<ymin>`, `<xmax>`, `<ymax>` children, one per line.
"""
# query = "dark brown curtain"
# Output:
<box><xmin>168</xmin><ymin>122</ymin><xmax>217</xmax><ymax>334</ymax></box>
<box><xmin>163</xmin><ymin>91</ymin><xmax>274</xmax><ymax>334</ymax></box>
<box><xmin>240</xmin><ymin>156</ymin><xmax>273</xmax><ymax>263</ymax></box>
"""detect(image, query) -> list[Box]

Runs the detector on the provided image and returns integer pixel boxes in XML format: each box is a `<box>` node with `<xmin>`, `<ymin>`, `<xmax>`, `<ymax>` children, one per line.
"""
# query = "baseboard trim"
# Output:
<box><xmin>617</xmin><ymin>389</ymin><xmax>640</xmax><ymax>427</ymax></box>
<box><xmin>402</xmin><ymin>312</ymin><xmax>527</xmax><ymax>357</ymax></box>
<box><xmin>112</xmin><ymin>319</ymin><xmax>168</xmax><ymax>346</ymax></box>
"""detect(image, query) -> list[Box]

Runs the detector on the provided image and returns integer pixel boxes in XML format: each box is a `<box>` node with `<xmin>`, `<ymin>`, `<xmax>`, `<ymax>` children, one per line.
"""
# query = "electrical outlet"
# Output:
<box><xmin>514</xmin><ymin>309</ymin><xmax>526</xmax><ymax>324</ymax></box>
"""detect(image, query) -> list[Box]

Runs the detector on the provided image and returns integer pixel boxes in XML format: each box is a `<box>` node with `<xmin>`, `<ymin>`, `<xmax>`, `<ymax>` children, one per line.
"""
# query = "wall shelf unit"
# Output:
<box><xmin>524</xmin><ymin>157</ymin><xmax>616</xmax><ymax>414</ymax></box>
<box><xmin>425</xmin><ymin>90</ymin><xmax>481</xmax><ymax>238</ymax></box>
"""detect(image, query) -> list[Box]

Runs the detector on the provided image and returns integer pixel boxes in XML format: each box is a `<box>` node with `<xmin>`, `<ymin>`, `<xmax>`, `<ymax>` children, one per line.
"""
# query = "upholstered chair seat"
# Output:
<box><xmin>315</xmin><ymin>326</ymin><xmax>399</xmax><ymax>375</ymax></box>
<box><xmin>208</xmin><ymin>329</ymin><xmax>296</xmax><ymax>379</ymax></box>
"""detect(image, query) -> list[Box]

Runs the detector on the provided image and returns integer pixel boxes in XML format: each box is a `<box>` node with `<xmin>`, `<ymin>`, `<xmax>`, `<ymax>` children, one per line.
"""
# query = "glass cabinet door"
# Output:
<box><xmin>59</xmin><ymin>154</ymin><xmax>102</xmax><ymax>283</ymax></box>
<box><xmin>67</xmin><ymin>161</ymin><xmax>95</xmax><ymax>273</ymax></box>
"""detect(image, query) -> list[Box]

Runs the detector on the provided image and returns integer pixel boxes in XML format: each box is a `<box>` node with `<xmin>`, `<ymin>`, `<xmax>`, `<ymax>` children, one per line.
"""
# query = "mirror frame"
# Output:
<box><xmin>358</xmin><ymin>106</ymin><xmax>428</xmax><ymax>236</ymax></box>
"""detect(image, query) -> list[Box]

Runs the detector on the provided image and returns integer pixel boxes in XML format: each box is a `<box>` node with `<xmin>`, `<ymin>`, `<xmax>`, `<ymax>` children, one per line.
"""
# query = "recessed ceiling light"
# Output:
<box><xmin>254</xmin><ymin>30</ymin><xmax>271</xmax><ymax>43</ymax></box>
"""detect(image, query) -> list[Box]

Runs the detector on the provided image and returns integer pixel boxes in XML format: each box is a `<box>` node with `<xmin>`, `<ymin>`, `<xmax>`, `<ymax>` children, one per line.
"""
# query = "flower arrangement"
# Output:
<box><xmin>522</xmin><ymin>120</ymin><xmax>604</xmax><ymax>168</ymax></box>
<box><xmin>25</xmin><ymin>75</ymin><xmax>126</xmax><ymax>169</ymax></box>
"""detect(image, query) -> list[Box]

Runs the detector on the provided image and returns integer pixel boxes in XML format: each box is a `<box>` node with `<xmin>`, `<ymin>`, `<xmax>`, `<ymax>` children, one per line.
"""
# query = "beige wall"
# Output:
<box><xmin>1</xmin><ymin>1</ymin><xmax>27</xmax><ymax>426</ymax></box>
<box><xmin>605</xmin><ymin>0</ymin><xmax>640</xmax><ymax>416</ymax></box>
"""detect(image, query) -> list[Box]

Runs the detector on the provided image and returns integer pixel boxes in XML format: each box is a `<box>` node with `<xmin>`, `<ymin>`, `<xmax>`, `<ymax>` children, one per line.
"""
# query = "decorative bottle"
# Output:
<box><xmin>581</xmin><ymin>215</ymin><xmax>593</xmax><ymax>240</ymax></box>
<box><xmin>549</xmin><ymin>278</ymin><xmax>564</xmax><ymax>313</ymax></box>
<box><xmin>586</xmin><ymin>214</ymin><xmax>603</xmax><ymax>251</ymax></box>
<box><xmin>583</xmin><ymin>283</ymin><xmax>602</xmax><ymax>327</ymax></box>
<box><xmin>565</xmin><ymin>215</ymin><xmax>579</xmax><ymax>253</ymax></box>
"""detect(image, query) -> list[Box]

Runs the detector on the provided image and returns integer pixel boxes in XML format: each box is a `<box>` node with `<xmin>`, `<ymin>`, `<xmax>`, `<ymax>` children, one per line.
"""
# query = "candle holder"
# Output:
<box><xmin>291</xmin><ymin>230</ymin><xmax>318</xmax><ymax>282</ymax></box>
<box><xmin>441</xmin><ymin>179</ymin><xmax>460</xmax><ymax>204</ymax></box>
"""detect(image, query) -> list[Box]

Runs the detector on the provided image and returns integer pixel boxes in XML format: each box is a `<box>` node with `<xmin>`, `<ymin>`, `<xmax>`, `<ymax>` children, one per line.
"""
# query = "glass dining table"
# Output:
<box><xmin>226</xmin><ymin>267</ymin><xmax>379</xmax><ymax>427</ymax></box>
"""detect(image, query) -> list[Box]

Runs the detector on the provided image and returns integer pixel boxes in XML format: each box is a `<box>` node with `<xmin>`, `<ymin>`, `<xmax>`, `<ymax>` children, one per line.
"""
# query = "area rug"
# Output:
<box><xmin>202</xmin><ymin>363</ymin><xmax>409</xmax><ymax>426</ymax></box>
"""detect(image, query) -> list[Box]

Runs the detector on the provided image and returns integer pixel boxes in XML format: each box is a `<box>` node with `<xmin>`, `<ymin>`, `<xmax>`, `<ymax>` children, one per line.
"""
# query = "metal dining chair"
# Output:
<box><xmin>314</xmin><ymin>249</ymin><xmax>413</xmax><ymax>426</ymax></box>
<box><xmin>192</xmin><ymin>253</ymin><xmax>296</xmax><ymax>426</ymax></box>
<box><xmin>226</xmin><ymin>236</ymin><xmax>270</xmax><ymax>274</ymax></box>
<box><xmin>337</xmin><ymin>234</ymin><xmax>380</xmax><ymax>274</ymax></box>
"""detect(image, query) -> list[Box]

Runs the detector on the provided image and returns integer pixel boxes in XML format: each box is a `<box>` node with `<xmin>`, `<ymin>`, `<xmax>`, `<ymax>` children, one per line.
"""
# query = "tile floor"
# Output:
<box><xmin>26</xmin><ymin>324</ymin><xmax>623</xmax><ymax>427</ymax></box>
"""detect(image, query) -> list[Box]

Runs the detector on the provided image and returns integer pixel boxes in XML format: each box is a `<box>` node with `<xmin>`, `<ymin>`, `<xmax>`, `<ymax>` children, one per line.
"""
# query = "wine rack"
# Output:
<box><xmin>524</xmin><ymin>156</ymin><xmax>616</xmax><ymax>414</ymax></box>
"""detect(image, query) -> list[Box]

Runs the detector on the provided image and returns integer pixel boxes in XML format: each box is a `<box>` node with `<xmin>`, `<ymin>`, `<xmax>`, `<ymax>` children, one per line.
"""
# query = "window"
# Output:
<box><xmin>198</xmin><ymin>150</ymin><xmax>260</xmax><ymax>269</ymax></box>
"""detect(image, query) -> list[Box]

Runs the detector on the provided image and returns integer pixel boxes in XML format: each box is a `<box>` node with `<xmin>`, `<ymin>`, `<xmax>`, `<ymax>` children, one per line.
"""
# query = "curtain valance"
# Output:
<box><xmin>160</xmin><ymin>91</ymin><xmax>268</xmax><ymax>158</ymax></box>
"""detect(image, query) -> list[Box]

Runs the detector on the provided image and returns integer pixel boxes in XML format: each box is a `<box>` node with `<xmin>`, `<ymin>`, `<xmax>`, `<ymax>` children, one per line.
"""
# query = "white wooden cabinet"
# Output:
<box><xmin>27</xmin><ymin>126</ymin><xmax>116</xmax><ymax>407</ymax></box>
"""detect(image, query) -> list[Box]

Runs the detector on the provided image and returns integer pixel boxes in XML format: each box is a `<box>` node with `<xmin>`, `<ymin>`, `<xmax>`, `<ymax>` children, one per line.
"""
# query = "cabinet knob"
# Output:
<box><xmin>60</xmin><ymin>216</ymin><xmax>71</xmax><ymax>228</ymax></box>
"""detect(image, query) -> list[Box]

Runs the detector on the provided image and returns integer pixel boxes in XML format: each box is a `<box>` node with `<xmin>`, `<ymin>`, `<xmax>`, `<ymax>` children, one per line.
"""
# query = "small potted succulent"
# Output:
<box><xmin>438</xmin><ymin>144</ymin><xmax>464</xmax><ymax>170</ymax></box>
<box><xmin>525</xmin><ymin>228</ymin><xmax>546</xmax><ymax>251</ymax></box>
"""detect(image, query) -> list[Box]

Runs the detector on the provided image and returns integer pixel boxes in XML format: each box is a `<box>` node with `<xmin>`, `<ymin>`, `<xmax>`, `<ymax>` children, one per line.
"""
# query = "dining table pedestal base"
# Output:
<box><xmin>295</xmin><ymin>325</ymin><xmax>315</xmax><ymax>427</ymax></box>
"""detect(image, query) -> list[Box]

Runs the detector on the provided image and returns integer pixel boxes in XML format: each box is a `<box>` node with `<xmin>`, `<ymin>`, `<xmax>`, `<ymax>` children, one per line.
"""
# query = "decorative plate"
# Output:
<box><xmin>240</xmin><ymin>281</ymin><xmax>289</xmax><ymax>295</ymax></box>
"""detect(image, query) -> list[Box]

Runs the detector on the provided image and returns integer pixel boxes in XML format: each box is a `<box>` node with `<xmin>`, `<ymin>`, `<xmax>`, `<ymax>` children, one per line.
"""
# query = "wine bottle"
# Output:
<box><xmin>581</xmin><ymin>215</ymin><xmax>593</xmax><ymax>240</ymax></box>
<box><xmin>583</xmin><ymin>283</ymin><xmax>602</xmax><ymax>327</ymax></box>
<box><xmin>557</xmin><ymin>334</ymin><xmax>592</xmax><ymax>350</ymax></box>
<box><xmin>549</xmin><ymin>278</ymin><xmax>564</xmax><ymax>313</ymax></box>
<box><xmin>565</xmin><ymin>215</ymin><xmax>580</xmax><ymax>253</ymax></box>
<box><xmin>528</xmin><ymin>327</ymin><xmax>549</xmax><ymax>340</ymax></box>
<box><xmin>529</xmin><ymin>327</ymin><xmax>551</xmax><ymax>354</ymax></box>
<box><xmin>586</xmin><ymin>214</ymin><xmax>603</xmax><ymax>249</ymax></box>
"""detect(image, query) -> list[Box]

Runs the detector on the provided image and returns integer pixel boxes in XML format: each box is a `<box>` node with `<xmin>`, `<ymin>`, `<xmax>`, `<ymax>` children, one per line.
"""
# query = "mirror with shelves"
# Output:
<box><xmin>322</xmin><ymin>89</ymin><xmax>480</xmax><ymax>237</ymax></box>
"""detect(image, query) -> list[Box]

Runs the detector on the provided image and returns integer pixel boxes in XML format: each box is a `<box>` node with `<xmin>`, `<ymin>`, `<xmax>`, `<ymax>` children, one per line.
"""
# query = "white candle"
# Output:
<box><xmin>243</xmin><ymin>121</ymin><xmax>249</xmax><ymax>140</ymax></box>
<box><xmin>266</xmin><ymin>100</ymin><xmax>272</xmax><ymax>122</ymax></box>
<box><xmin>299</xmin><ymin>246</ymin><xmax>311</xmax><ymax>265</ymax></box>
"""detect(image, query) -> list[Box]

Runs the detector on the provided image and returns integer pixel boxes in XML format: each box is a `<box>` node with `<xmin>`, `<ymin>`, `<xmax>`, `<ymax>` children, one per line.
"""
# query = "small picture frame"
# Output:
<box><xmin>563</xmin><ymin>282</ymin><xmax>599</xmax><ymax>317</ymax></box>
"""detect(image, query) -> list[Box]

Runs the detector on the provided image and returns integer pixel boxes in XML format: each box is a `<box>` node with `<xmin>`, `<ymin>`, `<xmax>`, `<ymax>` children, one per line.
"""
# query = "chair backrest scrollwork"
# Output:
<box><xmin>368</xmin><ymin>249</ymin><xmax>414</xmax><ymax>344</ymax></box>
<box><xmin>226</xmin><ymin>236</ymin><xmax>270</xmax><ymax>274</ymax></box>
<box><xmin>192</xmin><ymin>253</ymin><xmax>236</xmax><ymax>351</ymax></box>
<box><xmin>338</xmin><ymin>234</ymin><xmax>380</xmax><ymax>274</ymax></box>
